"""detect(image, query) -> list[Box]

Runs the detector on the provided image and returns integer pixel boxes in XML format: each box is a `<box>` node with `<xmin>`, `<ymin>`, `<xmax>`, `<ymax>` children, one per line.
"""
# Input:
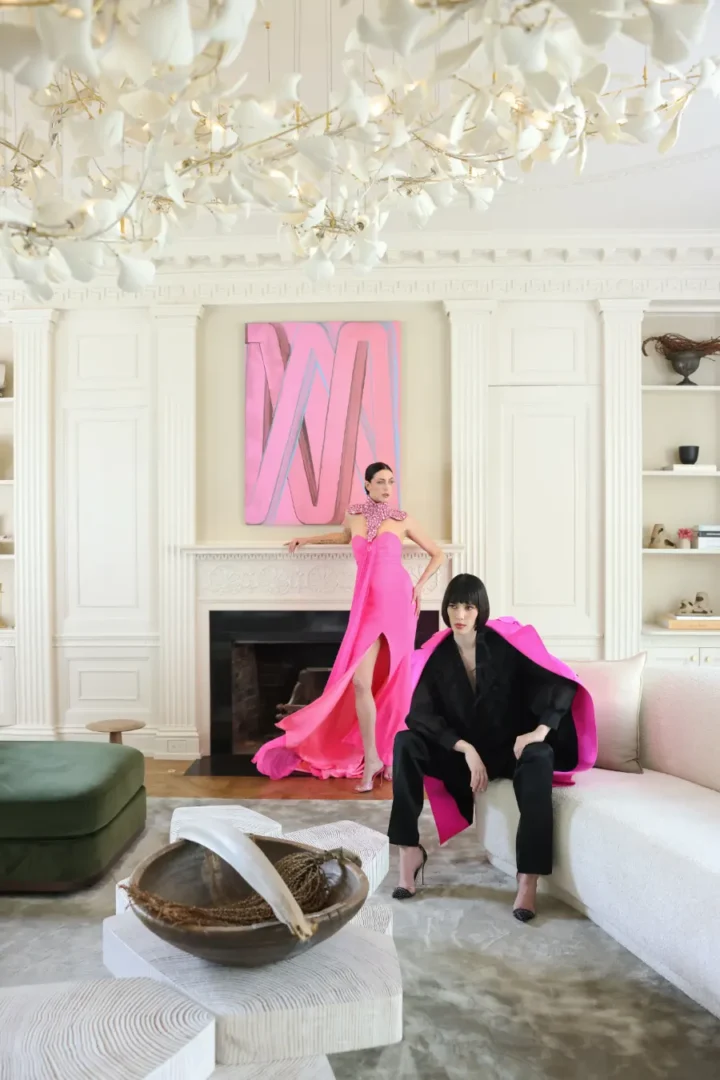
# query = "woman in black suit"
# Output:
<box><xmin>388</xmin><ymin>574</ymin><xmax>580</xmax><ymax>920</ymax></box>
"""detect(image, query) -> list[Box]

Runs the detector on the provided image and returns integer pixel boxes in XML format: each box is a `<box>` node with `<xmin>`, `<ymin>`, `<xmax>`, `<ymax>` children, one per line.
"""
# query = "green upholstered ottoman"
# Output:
<box><xmin>0</xmin><ymin>741</ymin><xmax>146</xmax><ymax>892</ymax></box>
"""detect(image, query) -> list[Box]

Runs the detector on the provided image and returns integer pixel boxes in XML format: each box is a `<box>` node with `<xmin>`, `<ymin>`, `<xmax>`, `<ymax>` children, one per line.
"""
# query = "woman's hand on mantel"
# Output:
<box><xmin>286</xmin><ymin>538</ymin><xmax>307</xmax><ymax>554</ymax></box>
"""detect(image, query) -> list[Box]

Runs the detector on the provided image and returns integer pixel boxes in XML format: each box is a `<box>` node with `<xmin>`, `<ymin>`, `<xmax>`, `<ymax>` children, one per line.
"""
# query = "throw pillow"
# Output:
<box><xmin>571</xmin><ymin>653</ymin><xmax>647</xmax><ymax>773</ymax></box>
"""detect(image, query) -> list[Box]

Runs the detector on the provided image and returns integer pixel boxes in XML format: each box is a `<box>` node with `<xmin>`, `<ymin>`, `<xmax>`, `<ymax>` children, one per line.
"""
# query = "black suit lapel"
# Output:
<box><xmin>473</xmin><ymin>630</ymin><xmax>495</xmax><ymax>706</ymax></box>
<box><xmin>444</xmin><ymin>636</ymin><xmax>476</xmax><ymax>718</ymax></box>
<box><xmin>425</xmin><ymin>635</ymin><xmax>474</xmax><ymax>727</ymax></box>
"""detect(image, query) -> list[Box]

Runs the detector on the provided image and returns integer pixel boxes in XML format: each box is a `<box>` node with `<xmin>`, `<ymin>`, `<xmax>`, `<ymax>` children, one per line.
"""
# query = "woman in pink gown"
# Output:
<box><xmin>253</xmin><ymin>463</ymin><xmax>445</xmax><ymax>791</ymax></box>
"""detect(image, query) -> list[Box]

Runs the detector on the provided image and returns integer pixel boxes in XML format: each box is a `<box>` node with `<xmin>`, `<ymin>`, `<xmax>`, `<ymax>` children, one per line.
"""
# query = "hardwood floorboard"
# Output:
<box><xmin>144</xmin><ymin>759</ymin><xmax>393</xmax><ymax>801</ymax></box>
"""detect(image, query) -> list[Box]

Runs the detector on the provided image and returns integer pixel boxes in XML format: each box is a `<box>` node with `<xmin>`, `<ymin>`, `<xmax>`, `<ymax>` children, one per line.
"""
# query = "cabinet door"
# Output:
<box><xmin>699</xmin><ymin>648</ymin><xmax>720</xmax><ymax>668</ymax></box>
<box><xmin>647</xmin><ymin>647</ymin><xmax>700</xmax><ymax>668</ymax></box>
<box><xmin>485</xmin><ymin>386</ymin><xmax>601</xmax><ymax>640</ymax></box>
<box><xmin>492</xmin><ymin>302</ymin><xmax>599</xmax><ymax>385</ymax></box>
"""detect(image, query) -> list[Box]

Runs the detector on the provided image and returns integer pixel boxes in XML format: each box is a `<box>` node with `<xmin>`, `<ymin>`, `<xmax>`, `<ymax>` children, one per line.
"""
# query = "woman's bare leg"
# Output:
<box><xmin>353</xmin><ymin>639</ymin><xmax>382</xmax><ymax>789</ymax></box>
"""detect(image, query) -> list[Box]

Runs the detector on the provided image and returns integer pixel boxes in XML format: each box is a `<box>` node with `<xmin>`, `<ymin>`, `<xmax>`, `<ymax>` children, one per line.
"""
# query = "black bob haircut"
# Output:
<box><xmin>441</xmin><ymin>574</ymin><xmax>490</xmax><ymax>631</ymax></box>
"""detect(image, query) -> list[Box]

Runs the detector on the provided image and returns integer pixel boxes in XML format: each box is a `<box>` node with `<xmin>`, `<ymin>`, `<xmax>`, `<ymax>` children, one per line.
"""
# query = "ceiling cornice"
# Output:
<box><xmin>3</xmin><ymin>231</ymin><xmax>720</xmax><ymax>309</ymax></box>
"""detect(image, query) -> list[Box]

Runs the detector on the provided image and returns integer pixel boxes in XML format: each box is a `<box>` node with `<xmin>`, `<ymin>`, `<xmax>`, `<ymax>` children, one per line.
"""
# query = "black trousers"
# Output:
<box><xmin>387</xmin><ymin>730</ymin><xmax>556</xmax><ymax>876</ymax></box>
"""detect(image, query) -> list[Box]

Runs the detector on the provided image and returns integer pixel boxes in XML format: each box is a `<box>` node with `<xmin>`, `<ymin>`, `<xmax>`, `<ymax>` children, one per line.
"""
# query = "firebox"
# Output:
<box><xmin>208</xmin><ymin>609</ymin><xmax>439</xmax><ymax>761</ymax></box>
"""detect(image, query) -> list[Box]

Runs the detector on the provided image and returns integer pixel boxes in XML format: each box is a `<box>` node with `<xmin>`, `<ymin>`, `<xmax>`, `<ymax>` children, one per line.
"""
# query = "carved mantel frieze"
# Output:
<box><xmin>184</xmin><ymin>544</ymin><xmax>462</xmax><ymax>608</ymax></box>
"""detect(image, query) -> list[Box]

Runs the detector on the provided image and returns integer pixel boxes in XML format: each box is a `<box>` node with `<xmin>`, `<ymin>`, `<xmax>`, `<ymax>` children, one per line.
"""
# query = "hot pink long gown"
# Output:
<box><xmin>252</xmin><ymin>531</ymin><xmax>417</xmax><ymax>780</ymax></box>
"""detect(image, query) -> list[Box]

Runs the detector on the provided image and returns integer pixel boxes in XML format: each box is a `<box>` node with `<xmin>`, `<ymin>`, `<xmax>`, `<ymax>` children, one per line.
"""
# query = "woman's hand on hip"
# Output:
<box><xmin>463</xmin><ymin>745</ymin><xmax>488</xmax><ymax>794</ymax></box>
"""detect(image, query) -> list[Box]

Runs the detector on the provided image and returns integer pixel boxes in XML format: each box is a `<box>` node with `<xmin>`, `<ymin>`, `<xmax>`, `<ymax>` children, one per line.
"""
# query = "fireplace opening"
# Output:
<box><xmin>208</xmin><ymin>609</ymin><xmax>439</xmax><ymax>763</ymax></box>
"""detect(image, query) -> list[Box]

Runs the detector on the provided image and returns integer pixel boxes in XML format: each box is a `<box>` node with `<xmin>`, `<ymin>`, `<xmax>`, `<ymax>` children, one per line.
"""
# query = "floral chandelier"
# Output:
<box><xmin>0</xmin><ymin>0</ymin><xmax>718</xmax><ymax>298</ymax></box>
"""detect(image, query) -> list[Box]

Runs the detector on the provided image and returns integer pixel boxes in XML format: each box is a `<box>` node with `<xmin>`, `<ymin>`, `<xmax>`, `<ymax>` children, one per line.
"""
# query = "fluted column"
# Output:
<box><xmin>155</xmin><ymin>306</ymin><xmax>202</xmax><ymax>756</ymax></box>
<box><xmin>11</xmin><ymin>310</ymin><xmax>57</xmax><ymax>735</ymax></box>
<box><xmin>598</xmin><ymin>300</ymin><xmax>647</xmax><ymax>660</ymax></box>
<box><xmin>445</xmin><ymin>301</ymin><xmax>496</xmax><ymax>578</ymax></box>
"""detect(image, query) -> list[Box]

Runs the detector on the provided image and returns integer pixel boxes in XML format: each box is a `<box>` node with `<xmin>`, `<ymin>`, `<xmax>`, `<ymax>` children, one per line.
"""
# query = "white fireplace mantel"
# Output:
<box><xmin>184</xmin><ymin>541</ymin><xmax>462</xmax><ymax>601</ymax></box>
<box><xmin>183</xmin><ymin>541</ymin><xmax>461</xmax><ymax>755</ymax></box>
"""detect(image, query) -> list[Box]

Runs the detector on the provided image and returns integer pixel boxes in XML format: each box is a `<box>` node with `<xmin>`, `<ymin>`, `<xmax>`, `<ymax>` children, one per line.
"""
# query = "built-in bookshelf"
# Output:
<box><xmin>641</xmin><ymin>311</ymin><xmax>720</xmax><ymax>648</ymax></box>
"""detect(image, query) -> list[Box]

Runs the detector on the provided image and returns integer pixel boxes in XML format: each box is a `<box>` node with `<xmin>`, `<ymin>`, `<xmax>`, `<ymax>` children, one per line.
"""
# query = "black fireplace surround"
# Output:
<box><xmin>209</xmin><ymin>609</ymin><xmax>439</xmax><ymax>758</ymax></box>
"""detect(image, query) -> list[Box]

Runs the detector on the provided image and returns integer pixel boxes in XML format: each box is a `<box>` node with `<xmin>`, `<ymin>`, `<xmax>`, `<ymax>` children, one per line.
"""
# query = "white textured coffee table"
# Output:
<box><xmin>0</xmin><ymin>977</ymin><xmax>215</xmax><ymax>1080</ymax></box>
<box><xmin>110</xmin><ymin>805</ymin><xmax>399</xmax><ymax>1079</ymax></box>
<box><xmin>104</xmin><ymin>914</ymin><xmax>402</xmax><ymax>1066</ymax></box>
<box><xmin>210</xmin><ymin>1058</ymin><xmax>334</xmax><ymax>1079</ymax></box>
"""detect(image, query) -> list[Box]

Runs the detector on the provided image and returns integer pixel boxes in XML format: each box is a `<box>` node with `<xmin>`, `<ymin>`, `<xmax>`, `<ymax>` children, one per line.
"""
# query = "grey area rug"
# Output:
<box><xmin>1</xmin><ymin>798</ymin><xmax>719</xmax><ymax>1080</ymax></box>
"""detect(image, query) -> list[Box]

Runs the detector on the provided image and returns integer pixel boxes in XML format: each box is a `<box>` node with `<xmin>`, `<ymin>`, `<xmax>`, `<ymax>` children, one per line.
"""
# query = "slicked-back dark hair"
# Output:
<box><xmin>364</xmin><ymin>462</ymin><xmax>393</xmax><ymax>492</ymax></box>
<box><xmin>441</xmin><ymin>574</ymin><xmax>490</xmax><ymax>631</ymax></box>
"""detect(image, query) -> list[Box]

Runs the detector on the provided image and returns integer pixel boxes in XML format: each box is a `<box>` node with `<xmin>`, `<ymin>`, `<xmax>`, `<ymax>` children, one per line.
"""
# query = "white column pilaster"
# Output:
<box><xmin>154</xmin><ymin>306</ymin><xmax>202</xmax><ymax>757</ymax></box>
<box><xmin>11</xmin><ymin>309</ymin><xmax>57</xmax><ymax>735</ymax></box>
<box><xmin>598</xmin><ymin>300</ymin><xmax>647</xmax><ymax>660</ymax></box>
<box><xmin>445</xmin><ymin>301</ymin><xmax>495</xmax><ymax>579</ymax></box>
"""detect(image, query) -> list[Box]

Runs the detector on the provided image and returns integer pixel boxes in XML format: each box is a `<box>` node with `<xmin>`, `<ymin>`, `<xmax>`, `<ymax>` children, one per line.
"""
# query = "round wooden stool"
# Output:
<box><xmin>86</xmin><ymin>719</ymin><xmax>146</xmax><ymax>745</ymax></box>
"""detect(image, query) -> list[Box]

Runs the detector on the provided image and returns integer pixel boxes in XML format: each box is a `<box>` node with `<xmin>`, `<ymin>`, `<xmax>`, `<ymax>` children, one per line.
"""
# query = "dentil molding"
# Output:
<box><xmin>4</xmin><ymin>233</ymin><xmax>720</xmax><ymax>308</ymax></box>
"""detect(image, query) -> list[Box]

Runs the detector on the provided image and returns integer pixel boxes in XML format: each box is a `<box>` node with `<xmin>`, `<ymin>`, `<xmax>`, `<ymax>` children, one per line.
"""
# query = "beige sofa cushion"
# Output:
<box><xmin>640</xmin><ymin>666</ymin><xmax>720</xmax><ymax>795</ymax></box>
<box><xmin>572</xmin><ymin>654</ymin><xmax>646</xmax><ymax>773</ymax></box>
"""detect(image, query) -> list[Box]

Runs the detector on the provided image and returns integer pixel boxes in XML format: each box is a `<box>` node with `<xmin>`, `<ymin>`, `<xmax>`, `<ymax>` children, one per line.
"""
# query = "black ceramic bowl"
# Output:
<box><xmin>679</xmin><ymin>446</ymin><xmax>699</xmax><ymax>465</ymax></box>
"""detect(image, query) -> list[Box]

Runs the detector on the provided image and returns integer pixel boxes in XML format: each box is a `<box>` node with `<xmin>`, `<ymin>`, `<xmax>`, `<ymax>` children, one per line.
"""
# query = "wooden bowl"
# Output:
<box><xmin>128</xmin><ymin>834</ymin><xmax>369</xmax><ymax>967</ymax></box>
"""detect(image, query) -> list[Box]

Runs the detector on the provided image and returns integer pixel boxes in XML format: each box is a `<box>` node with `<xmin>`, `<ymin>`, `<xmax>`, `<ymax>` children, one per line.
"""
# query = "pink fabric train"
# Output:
<box><xmin>411</xmin><ymin>620</ymin><xmax>598</xmax><ymax>844</ymax></box>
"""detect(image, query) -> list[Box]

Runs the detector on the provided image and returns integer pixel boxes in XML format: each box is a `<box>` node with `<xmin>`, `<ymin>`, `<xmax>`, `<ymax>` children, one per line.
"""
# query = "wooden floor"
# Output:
<box><xmin>144</xmin><ymin>759</ymin><xmax>393</xmax><ymax>801</ymax></box>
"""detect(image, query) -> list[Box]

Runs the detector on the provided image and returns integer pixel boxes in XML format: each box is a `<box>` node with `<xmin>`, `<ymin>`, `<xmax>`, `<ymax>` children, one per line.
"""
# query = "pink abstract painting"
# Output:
<box><xmin>245</xmin><ymin>321</ymin><xmax>401</xmax><ymax>525</ymax></box>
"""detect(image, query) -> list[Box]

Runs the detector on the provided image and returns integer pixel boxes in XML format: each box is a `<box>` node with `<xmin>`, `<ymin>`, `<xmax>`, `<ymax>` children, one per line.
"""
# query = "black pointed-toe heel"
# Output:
<box><xmin>512</xmin><ymin>907</ymin><xmax>536</xmax><ymax>923</ymax></box>
<box><xmin>392</xmin><ymin>844</ymin><xmax>428</xmax><ymax>900</ymax></box>
<box><xmin>513</xmin><ymin>872</ymin><xmax>537</xmax><ymax>922</ymax></box>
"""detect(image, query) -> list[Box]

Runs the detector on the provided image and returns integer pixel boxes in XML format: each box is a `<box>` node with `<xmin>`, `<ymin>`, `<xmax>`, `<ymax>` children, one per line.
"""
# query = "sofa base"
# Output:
<box><xmin>0</xmin><ymin>787</ymin><xmax>147</xmax><ymax>894</ymax></box>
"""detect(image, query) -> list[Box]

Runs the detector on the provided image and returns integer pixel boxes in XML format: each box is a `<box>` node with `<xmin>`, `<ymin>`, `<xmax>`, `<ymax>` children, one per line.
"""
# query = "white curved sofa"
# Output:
<box><xmin>475</xmin><ymin>665</ymin><xmax>720</xmax><ymax>1018</ymax></box>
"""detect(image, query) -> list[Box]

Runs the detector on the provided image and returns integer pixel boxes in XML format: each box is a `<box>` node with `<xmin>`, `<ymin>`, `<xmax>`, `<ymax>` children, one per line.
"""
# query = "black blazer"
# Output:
<box><xmin>405</xmin><ymin>630</ymin><xmax>577</xmax><ymax>761</ymax></box>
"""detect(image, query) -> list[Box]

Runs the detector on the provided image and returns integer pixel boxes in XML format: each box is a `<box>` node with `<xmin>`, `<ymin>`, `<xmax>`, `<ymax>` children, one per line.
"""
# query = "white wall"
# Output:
<box><xmin>42</xmin><ymin>297</ymin><xmax>604</xmax><ymax>750</ymax></box>
<box><xmin>5</xmin><ymin>245</ymin><xmax>718</xmax><ymax>751</ymax></box>
<box><xmin>53</xmin><ymin>310</ymin><xmax>157</xmax><ymax>751</ymax></box>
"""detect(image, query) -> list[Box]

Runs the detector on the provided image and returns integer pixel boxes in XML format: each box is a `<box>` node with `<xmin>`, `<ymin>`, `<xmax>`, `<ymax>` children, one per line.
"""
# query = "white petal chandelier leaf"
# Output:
<box><xmin>0</xmin><ymin>0</ymin><xmax>717</xmax><ymax>297</ymax></box>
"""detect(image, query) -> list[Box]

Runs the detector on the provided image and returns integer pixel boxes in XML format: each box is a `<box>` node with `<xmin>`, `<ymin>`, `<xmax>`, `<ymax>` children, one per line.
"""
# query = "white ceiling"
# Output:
<box><xmin>234</xmin><ymin>0</ymin><xmax>720</xmax><ymax>237</ymax></box>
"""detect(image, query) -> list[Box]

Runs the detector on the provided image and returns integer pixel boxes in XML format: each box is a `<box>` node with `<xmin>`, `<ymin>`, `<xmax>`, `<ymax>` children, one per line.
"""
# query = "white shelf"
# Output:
<box><xmin>642</xmin><ymin>548</ymin><xmax>720</xmax><ymax>555</ymax></box>
<box><xmin>643</xmin><ymin>470</ymin><xmax>720</xmax><ymax>477</ymax></box>
<box><xmin>643</xmin><ymin>624</ymin><xmax>720</xmax><ymax>638</ymax></box>
<box><xmin>0</xmin><ymin>480</ymin><xmax>14</xmax><ymax>485</ymax></box>
<box><xmin>0</xmin><ymin>398</ymin><xmax>13</xmax><ymax>406</ymax></box>
<box><xmin>642</xmin><ymin>385</ymin><xmax>720</xmax><ymax>393</ymax></box>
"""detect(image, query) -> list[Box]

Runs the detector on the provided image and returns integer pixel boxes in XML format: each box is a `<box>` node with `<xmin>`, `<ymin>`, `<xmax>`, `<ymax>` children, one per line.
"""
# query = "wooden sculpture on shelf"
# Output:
<box><xmin>662</xmin><ymin>593</ymin><xmax>718</xmax><ymax>630</ymax></box>
<box><xmin>648</xmin><ymin>524</ymin><xmax>676</xmax><ymax>549</ymax></box>
<box><xmin>677</xmin><ymin>593</ymin><xmax>714</xmax><ymax>617</ymax></box>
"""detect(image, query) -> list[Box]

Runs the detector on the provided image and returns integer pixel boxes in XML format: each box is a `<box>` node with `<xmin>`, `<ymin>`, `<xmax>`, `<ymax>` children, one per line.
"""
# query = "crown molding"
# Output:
<box><xmin>3</xmin><ymin>231</ymin><xmax>720</xmax><ymax>309</ymax></box>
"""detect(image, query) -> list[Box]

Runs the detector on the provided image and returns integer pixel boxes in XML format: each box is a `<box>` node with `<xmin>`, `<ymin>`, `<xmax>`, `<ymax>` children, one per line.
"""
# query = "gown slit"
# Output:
<box><xmin>253</xmin><ymin>533</ymin><xmax>416</xmax><ymax>780</ymax></box>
